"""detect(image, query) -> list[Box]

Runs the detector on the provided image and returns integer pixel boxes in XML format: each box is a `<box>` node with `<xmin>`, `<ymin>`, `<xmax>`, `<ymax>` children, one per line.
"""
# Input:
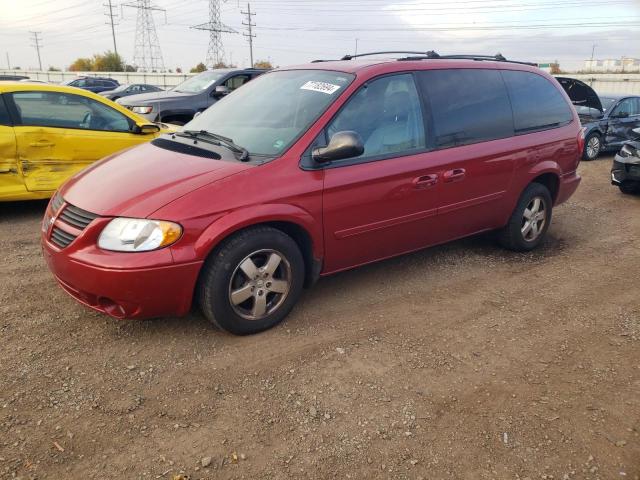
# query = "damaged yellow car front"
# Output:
<box><xmin>0</xmin><ymin>82</ymin><xmax>173</xmax><ymax>201</ymax></box>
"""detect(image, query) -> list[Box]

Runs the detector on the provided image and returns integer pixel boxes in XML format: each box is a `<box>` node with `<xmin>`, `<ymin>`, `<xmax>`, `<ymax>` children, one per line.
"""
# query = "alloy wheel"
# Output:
<box><xmin>586</xmin><ymin>136</ymin><xmax>600</xmax><ymax>159</ymax></box>
<box><xmin>521</xmin><ymin>196</ymin><xmax>547</xmax><ymax>242</ymax></box>
<box><xmin>228</xmin><ymin>249</ymin><xmax>292</xmax><ymax>320</ymax></box>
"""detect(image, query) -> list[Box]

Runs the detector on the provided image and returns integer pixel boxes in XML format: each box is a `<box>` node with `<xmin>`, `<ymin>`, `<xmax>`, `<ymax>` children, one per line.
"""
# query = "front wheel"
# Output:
<box><xmin>498</xmin><ymin>183</ymin><xmax>553</xmax><ymax>252</ymax></box>
<box><xmin>197</xmin><ymin>226</ymin><xmax>305</xmax><ymax>335</ymax></box>
<box><xmin>583</xmin><ymin>133</ymin><xmax>601</xmax><ymax>160</ymax></box>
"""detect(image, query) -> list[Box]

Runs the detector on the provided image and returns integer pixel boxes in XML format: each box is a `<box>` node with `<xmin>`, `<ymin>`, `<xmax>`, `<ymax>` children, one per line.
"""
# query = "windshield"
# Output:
<box><xmin>172</xmin><ymin>71</ymin><xmax>227</xmax><ymax>93</ymax></box>
<box><xmin>183</xmin><ymin>70</ymin><xmax>355</xmax><ymax>156</ymax></box>
<box><xmin>600</xmin><ymin>97</ymin><xmax>617</xmax><ymax>112</ymax></box>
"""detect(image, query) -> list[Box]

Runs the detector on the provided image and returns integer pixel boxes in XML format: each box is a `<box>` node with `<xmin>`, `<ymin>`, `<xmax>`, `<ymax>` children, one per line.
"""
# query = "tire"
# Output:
<box><xmin>197</xmin><ymin>226</ymin><xmax>305</xmax><ymax>335</ymax></box>
<box><xmin>619</xmin><ymin>182</ymin><xmax>640</xmax><ymax>195</ymax></box>
<box><xmin>498</xmin><ymin>183</ymin><xmax>553</xmax><ymax>252</ymax></box>
<box><xmin>583</xmin><ymin>133</ymin><xmax>601</xmax><ymax>161</ymax></box>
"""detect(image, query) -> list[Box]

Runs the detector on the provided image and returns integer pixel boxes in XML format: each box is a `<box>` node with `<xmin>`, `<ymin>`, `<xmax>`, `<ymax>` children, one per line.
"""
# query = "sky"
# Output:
<box><xmin>0</xmin><ymin>0</ymin><xmax>639</xmax><ymax>72</ymax></box>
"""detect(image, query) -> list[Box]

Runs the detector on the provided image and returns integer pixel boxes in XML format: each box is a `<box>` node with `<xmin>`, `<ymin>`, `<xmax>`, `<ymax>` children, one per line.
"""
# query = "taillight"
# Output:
<box><xmin>576</xmin><ymin>128</ymin><xmax>585</xmax><ymax>165</ymax></box>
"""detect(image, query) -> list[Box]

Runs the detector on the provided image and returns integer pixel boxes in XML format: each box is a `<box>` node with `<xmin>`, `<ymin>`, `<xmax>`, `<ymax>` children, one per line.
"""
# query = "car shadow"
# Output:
<box><xmin>0</xmin><ymin>199</ymin><xmax>48</xmax><ymax>221</ymax></box>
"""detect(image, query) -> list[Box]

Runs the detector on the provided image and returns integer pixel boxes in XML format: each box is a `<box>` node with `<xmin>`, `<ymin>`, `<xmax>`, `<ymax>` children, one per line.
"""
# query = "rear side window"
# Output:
<box><xmin>417</xmin><ymin>69</ymin><xmax>513</xmax><ymax>148</ymax></box>
<box><xmin>502</xmin><ymin>70</ymin><xmax>573</xmax><ymax>133</ymax></box>
<box><xmin>0</xmin><ymin>95</ymin><xmax>10</xmax><ymax>125</ymax></box>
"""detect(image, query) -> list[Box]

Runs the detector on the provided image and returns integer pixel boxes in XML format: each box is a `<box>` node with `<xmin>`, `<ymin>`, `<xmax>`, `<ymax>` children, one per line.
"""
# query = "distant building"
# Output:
<box><xmin>583</xmin><ymin>57</ymin><xmax>640</xmax><ymax>73</ymax></box>
<box><xmin>538</xmin><ymin>62</ymin><xmax>561</xmax><ymax>74</ymax></box>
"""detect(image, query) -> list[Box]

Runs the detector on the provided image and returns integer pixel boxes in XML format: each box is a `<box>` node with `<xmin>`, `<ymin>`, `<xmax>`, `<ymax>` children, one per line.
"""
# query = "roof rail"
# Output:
<box><xmin>339</xmin><ymin>51</ymin><xmax>440</xmax><ymax>61</ymax></box>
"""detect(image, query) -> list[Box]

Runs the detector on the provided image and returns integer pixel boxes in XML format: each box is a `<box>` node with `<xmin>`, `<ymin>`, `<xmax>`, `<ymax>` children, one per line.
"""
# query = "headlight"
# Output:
<box><xmin>131</xmin><ymin>106</ymin><xmax>153</xmax><ymax>114</ymax></box>
<box><xmin>619</xmin><ymin>144</ymin><xmax>637</xmax><ymax>160</ymax></box>
<box><xmin>98</xmin><ymin>218</ymin><xmax>182</xmax><ymax>252</ymax></box>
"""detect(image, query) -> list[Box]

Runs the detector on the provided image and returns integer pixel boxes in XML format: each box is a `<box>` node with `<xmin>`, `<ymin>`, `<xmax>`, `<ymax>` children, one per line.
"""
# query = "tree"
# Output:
<box><xmin>48</xmin><ymin>66</ymin><xmax>61</xmax><ymax>72</ymax></box>
<box><xmin>176</xmin><ymin>67</ymin><xmax>182</xmax><ymax>73</ymax></box>
<box><xmin>253</xmin><ymin>59</ymin><xmax>273</xmax><ymax>69</ymax></box>
<box><xmin>190</xmin><ymin>62</ymin><xmax>207</xmax><ymax>73</ymax></box>
<box><xmin>92</xmin><ymin>51</ymin><xmax>125</xmax><ymax>72</ymax></box>
<box><xmin>69</xmin><ymin>57</ymin><xmax>93</xmax><ymax>72</ymax></box>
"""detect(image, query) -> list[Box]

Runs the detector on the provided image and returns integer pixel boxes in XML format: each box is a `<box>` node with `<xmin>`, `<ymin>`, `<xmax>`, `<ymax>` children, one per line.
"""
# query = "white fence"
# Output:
<box><xmin>2</xmin><ymin>70</ymin><xmax>640</xmax><ymax>95</ymax></box>
<box><xmin>0</xmin><ymin>70</ymin><xmax>192</xmax><ymax>89</ymax></box>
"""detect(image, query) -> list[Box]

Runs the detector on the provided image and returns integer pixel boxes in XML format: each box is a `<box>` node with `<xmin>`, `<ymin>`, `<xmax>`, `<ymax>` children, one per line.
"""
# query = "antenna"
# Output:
<box><xmin>122</xmin><ymin>0</ymin><xmax>166</xmax><ymax>72</ymax></box>
<box><xmin>191</xmin><ymin>0</ymin><xmax>237</xmax><ymax>69</ymax></box>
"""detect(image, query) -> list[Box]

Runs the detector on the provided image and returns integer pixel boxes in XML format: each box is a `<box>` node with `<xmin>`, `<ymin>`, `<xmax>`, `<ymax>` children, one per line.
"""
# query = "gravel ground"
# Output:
<box><xmin>1</xmin><ymin>156</ymin><xmax>638</xmax><ymax>480</ymax></box>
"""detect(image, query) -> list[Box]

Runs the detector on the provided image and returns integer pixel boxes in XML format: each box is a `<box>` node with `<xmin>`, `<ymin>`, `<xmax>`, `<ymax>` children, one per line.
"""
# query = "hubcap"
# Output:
<box><xmin>521</xmin><ymin>196</ymin><xmax>547</xmax><ymax>242</ymax></box>
<box><xmin>586</xmin><ymin>136</ymin><xmax>600</xmax><ymax>158</ymax></box>
<box><xmin>228</xmin><ymin>249</ymin><xmax>291</xmax><ymax>321</ymax></box>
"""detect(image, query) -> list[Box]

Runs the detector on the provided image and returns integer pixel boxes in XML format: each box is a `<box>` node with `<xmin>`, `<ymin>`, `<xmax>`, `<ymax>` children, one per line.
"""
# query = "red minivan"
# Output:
<box><xmin>42</xmin><ymin>53</ymin><xmax>583</xmax><ymax>334</ymax></box>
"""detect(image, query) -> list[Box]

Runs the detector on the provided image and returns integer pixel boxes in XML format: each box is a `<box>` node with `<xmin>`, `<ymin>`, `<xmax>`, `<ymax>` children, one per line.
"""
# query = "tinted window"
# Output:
<box><xmin>11</xmin><ymin>91</ymin><xmax>131</xmax><ymax>132</ymax></box>
<box><xmin>418</xmin><ymin>69</ymin><xmax>513</xmax><ymax>148</ymax></box>
<box><xmin>502</xmin><ymin>70</ymin><xmax>573</xmax><ymax>133</ymax></box>
<box><xmin>611</xmin><ymin>97</ymin><xmax>640</xmax><ymax>117</ymax></box>
<box><xmin>0</xmin><ymin>95</ymin><xmax>10</xmax><ymax>125</ymax></box>
<box><xmin>327</xmin><ymin>73</ymin><xmax>425</xmax><ymax>160</ymax></box>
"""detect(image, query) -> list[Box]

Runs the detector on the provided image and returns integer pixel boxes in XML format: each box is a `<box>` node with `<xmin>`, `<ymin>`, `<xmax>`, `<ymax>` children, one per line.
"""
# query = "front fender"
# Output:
<box><xmin>192</xmin><ymin>203</ymin><xmax>323</xmax><ymax>260</ymax></box>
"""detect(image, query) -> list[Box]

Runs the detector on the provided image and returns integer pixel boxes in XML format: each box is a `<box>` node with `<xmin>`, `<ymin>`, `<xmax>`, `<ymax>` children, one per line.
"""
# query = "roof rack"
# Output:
<box><xmin>327</xmin><ymin>50</ymin><xmax>536</xmax><ymax>67</ymax></box>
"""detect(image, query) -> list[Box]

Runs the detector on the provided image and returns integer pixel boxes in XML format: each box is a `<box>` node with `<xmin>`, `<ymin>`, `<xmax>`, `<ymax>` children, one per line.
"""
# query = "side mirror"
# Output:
<box><xmin>212</xmin><ymin>85</ymin><xmax>229</xmax><ymax>98</ymax></box>
<box><xmin>312</xmin><ymin>131</ymin><xmax>364</xmax><ymax>163</ymax></box>
<box><xmin>134</xmin><ymin>123</ymin><xmax>160</xmax><ymax>134</ymax></box>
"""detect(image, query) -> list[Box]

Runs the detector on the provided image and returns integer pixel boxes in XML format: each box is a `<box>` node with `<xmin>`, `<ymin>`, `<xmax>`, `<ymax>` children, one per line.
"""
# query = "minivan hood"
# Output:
<box><xmin>60</xmin><ymin>142</ymin><xmax>252</xmax><ymax>218</ymax></box>
<box><xmin>119</xmin><ymin>90</ymin><xmax>193</xmax><ymax>105</ymax></box>
<box><xmin>556</xmin><ymin>77</ymin><xmax>603</xmax><ymax>112</ymax></box>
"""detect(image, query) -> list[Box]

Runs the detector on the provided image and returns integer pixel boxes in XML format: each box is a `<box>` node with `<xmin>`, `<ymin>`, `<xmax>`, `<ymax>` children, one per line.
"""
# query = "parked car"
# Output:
<box><xmin>611</xmin><ymin>127</ymin><xmax>640</xmax><ymax>194</ymax></box>
<box><xmin>117</xmin><ymin>68</ymin><xmax>267</xmax><ymax>125</ymax></box>
<box><xmin>0</xmin><ymin>75</ymin><xmax>29</xmax><ymax>81</ymax></box>
<box><xmin>99</xmin><ymin>83</ymin><xmax>163</xmax><ymax>101</ymax></box>
<box><xmin>0</xmin><ymin>82</ymin><xmax>173</xmax><ymax>201</ymax></box>
<box><xmin>42</xmin><ymin>53</ymin><xmax>582</xmax><ymax>335</ymax></box>
<box><xmin>556</xmin><ymin>77</ymin><xmax>640</xmax><ymax>160</ymax></box>
<box><xmin>62</xmin><ymin>76</ymin><xmax>120</xmax><ymax>94</ymax></box>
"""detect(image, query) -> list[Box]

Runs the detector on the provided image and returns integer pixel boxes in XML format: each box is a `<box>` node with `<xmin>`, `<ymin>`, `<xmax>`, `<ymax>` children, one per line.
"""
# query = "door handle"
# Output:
<box><xmin>413</xmin><ymin>174</ymin><xmax>438</xmax><ymax>190</ymax></box>
<box><xmin>443</xmin><ymin>168</ymin><xmax>466</xmax><ymax>183</ymax></box>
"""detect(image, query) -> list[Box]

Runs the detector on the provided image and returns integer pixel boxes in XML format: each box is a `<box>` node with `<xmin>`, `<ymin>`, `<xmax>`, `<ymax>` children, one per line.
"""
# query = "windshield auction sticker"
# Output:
<box><xmin>300</xmin><ymin>81</ymin><xmax>341</xmax><ymax>95</ymax></box>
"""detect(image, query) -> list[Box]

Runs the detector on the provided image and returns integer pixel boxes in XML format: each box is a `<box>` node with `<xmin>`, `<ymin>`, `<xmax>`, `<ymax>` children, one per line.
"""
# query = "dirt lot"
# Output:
<box><xmin>1</xmin><ymin>157</ymin><xmax>638</xmax><ymax>480</ymax></box>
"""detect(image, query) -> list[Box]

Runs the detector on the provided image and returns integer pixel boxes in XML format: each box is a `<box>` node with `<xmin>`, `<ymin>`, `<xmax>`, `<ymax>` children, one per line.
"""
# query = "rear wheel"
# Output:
<box><xmin>198</xmin><ymin>227</ymin><xmax>305</xmax><ymax>335</ymax></box>
<box><xmin>498</xmin><ymin>183</ymin><xmax>552</xmax><ymax>252</ymax></box>
<box><xmin>583</xmin><ymin>133</ymin><xmax>601</xmax><ymax>160</ymax></box>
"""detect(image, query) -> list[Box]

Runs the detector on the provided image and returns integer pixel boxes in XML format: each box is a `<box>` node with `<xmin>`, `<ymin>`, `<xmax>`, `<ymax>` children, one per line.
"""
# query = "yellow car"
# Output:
<box><xmin>0</xmin><ymin>82</ymin><xmax>173</xmax><ymax>201</ymax></box>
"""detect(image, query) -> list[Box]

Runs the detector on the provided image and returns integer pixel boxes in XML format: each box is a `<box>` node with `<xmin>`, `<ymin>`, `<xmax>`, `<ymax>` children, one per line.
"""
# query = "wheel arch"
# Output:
<box><xmin>531</xmin><ymin>172</ymin><xmax>560</xmax><ymax>204</ymax></box>
<box><xmin>193</xmin><ymin>205</ymin><xmax>323</xmax><ymax>288</ymax></box>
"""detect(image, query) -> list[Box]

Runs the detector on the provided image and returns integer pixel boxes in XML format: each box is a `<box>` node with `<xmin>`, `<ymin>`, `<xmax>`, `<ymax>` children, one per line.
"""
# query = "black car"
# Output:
<box><xmin>62</xmin><ymin>76</ymin><xmax>120</xmax><ymax>94</ymax></box>
<box><xmin>117</xmin><ymin>68</ymin><xmax>267</xmax><ymax>125</ymax></box>
<box><xmin>0</xmin><ymin>75</ymin><xmax>29</xmax><ymax>81</ymax></box>
<box><xmin>611</xmin><ymin>127</ymin><xmax>640</xmax><ymax>194</ymax></box>
<box><xmin>557</xmin><ymin>78</ymin><xmax>640</xmax><ymax>160</ymax></box>
<box><xmin>99</xmin><ymin>83</ymin><xmax>163</xmax><ymax>101</ymax></box>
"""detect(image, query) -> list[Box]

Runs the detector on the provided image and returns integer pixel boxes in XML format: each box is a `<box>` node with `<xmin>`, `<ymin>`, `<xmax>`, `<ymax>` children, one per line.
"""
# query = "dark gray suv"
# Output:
<box><xmin>117</xmin><ymin>68</ymin><xmax>267</xmax><ymax>125</ymax></box>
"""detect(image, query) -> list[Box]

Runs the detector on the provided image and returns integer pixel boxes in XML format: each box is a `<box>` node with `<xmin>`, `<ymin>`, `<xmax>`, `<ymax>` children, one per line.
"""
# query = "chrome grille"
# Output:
<box><xmin>59</xmin><ymin>204</ymin><xmax>98</xmax><ymax>230</ymax></box>
<box><xmin>50</xmin><ymin>227</ymin><xmax>76</xmax><ymax>249</ymax></box>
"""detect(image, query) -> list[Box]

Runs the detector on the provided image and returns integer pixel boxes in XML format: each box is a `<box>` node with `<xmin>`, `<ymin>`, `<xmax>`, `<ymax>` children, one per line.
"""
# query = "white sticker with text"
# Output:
<box><xmin>300</xmin><ymin>81</ymin><xmax>341</xmax><ymax>95</ymax></box>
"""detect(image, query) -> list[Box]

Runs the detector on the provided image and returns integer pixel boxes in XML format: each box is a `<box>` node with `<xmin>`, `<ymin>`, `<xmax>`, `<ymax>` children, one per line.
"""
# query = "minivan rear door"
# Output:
<box><xmin>415</xmin><ymin>68</ymin><xmax>518</xmax><ymax>239</ymax></box>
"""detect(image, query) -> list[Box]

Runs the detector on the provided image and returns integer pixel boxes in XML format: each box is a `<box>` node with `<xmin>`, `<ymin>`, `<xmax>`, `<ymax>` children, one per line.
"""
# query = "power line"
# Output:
<box><xmin>30</xmin><ymin>31</ymin><xmax>43</xmax><ymax>70</ymax></box>
<box><xmin>104</xmin><ymin>0</ymin><xmax>119</xmax><ymax>58</ymax></box>
<box><xmin>241</xmin><ymin>3</ymin><xmax>256</xmax><ymax>67</ymax></box>
<box><xmin>191</xmin><ymin>0</ymin><xmax>237</xmax><ymax>68</ymax></box>
<box><xmin>123</xmin><ymin>0</ymin><xmax>166</xmax><ymax>71</ymax></box>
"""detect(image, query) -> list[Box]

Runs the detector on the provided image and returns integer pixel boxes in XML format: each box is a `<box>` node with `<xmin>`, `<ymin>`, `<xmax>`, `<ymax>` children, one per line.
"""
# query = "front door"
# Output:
<box><xmin>606</xmin><ymin>97</ymin><xmax>640</xmax><ymax>149</ymax></box>
<box><xmin>8</xmin><ymin>90</ymin><xmax>148</xmax><ymax>192</ymax></box>
<box><xmin>321</xmin><ymin>73</ymin><xmax>445</xmax><ymax>273</ymax></box>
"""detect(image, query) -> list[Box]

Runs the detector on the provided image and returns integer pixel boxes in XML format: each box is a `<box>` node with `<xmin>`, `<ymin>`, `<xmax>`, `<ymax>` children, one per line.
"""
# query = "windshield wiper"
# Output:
<box><xmin>175</xmin><ymin>129</ymin><xmax>250</xmax><ymax>161</ymax></box>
